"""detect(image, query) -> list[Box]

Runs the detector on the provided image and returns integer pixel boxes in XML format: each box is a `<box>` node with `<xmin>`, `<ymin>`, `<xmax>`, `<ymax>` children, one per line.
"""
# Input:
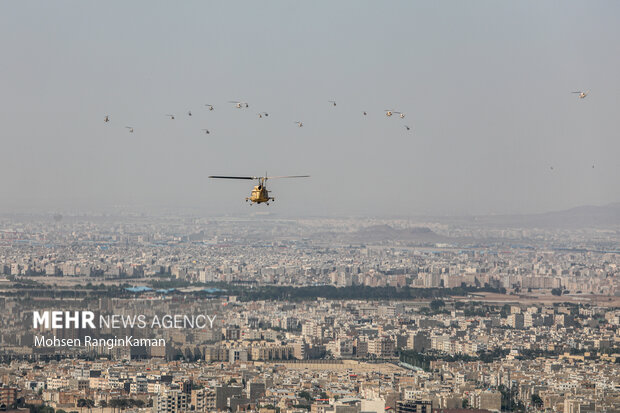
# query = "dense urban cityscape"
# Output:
<box><xmin>0</xmin><ymin>211</ymin><xmax>619</xmax><ymax>413</ymax></box>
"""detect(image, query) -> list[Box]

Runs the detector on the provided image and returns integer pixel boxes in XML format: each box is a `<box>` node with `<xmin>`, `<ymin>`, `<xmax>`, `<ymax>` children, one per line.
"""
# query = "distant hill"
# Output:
<box><xmin>466</xmin><ymin>203</ymin><xmax>620</xmax><ymax>229</ymax></box>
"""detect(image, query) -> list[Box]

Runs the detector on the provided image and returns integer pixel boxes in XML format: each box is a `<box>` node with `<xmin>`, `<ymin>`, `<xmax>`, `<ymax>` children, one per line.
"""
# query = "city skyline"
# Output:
<box><xmin>2</xmin><ymin>3</ymin><xmax>620</xmax><ymax>413</ymax></box>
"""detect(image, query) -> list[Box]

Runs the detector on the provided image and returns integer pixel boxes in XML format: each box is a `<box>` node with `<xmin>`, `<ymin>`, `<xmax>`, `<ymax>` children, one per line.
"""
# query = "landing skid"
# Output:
<box><xmin>245</xmin><ymin>197</ymin><xmax>275</xmax><ymax>205</ymax></box>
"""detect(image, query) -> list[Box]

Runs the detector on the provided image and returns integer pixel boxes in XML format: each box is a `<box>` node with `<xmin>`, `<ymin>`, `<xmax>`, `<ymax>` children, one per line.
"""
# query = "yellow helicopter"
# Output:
<box><xmin>209</xmin><ymin>174</ymin><xmax>310</xmax><ymax>205</ymax></box>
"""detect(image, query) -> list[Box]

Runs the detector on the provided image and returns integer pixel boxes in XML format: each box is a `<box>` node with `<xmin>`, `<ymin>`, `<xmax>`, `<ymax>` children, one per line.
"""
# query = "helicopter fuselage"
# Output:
<box><xmin>247</xmin><ymin>184</ymin><xmax>274</xmax><ymax>204</ymax></box>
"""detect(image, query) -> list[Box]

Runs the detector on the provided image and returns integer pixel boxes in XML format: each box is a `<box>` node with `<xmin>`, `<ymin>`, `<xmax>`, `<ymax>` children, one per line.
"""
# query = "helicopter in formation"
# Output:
<box><xmin>208</xmin><ymin>175</ymin><xmax>310</xmax><ymax>205</ymax></box>
<box><xmin>230</xmin><ymin>101</ymin><xmax>249</xmax><ymax>108</ymax></box>
<box><xmin>572</xmin><ymin>91</ymin><xmax>589</xmax><ymax>99</ymax></box>
<box><xmin>385</xmin><ymin>110</ymin><xmax>405</xmax><ymax>118</ymax></box>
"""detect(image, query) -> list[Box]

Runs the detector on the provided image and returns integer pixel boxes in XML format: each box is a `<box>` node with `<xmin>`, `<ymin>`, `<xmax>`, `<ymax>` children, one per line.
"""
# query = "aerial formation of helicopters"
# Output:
<box><xmin>102</xmin><ymin>99</ymin><xmax>413</xmax><ymax>204</ymax></box>
<box><xmin>103</xmin><ymin>99</ymin><xmax>411</xmax><ymax>136</ymax></box>
<box><xmin>103</xmin><ymin>90</ymin><xmax>591</xmax><ymax>205</ymax></box>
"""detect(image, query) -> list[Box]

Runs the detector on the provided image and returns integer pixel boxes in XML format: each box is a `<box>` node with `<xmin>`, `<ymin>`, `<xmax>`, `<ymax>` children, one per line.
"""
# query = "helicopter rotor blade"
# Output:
<box><xmin>208</xmin><ymin>176</ymin><xmax>256</xmax><ymax>180</ymax></box>
<box><xmin>265</xmin><ymin>175</ymin><xmax>311</xmax><ymax>179</ymax></box>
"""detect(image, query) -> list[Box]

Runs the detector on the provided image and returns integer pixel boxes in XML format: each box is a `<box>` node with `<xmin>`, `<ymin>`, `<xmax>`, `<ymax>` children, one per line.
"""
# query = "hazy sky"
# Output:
<box><xmin>1</xmin><ymin>1</ymin><xmax>619</xmax><ymax>217</ymax></box>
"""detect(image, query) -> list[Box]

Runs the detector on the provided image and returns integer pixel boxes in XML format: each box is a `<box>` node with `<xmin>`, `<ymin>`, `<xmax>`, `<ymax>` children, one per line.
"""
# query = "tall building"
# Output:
<box><xmin>293</xmin><ymin>341</ymin><xmax>309</xmax><ymax>359</ymax></box>
<box><xmin>190</xmin><ymin>388</ymin><xmax>209</xmax><ymax>412</ymax></box>
<box><xmin>0</xmin><ymin>387</ymin><xmax>17</xmax><ymax>410</ymax></box>
<box><xmin>478</xmin><ymin>390</ymin><xmax>501</xmax><ymax>411</ymax></box>
<box><xmin>507</xmin><ymin>313</ymin><xmax>524</xmax><ymax>329</ymax></box>
<box><xmin>247</xmin><ymin>381</ymin><xmax>266</xmax><ymax>402</ymax></box>
<box><xmin>229</xmin><ymin>348</ymin><xmax>248</xmax><ymax>363</ymax></box>
<box><xmin>152</xmin><ymin>390</ymin><xmax>187</xmax><ymax>413</ymax></box>
<box><xmin>408</xmin><ymin>332</ymin><xmax>430</xmax><ymax>352</ymax></box>
<box><xmin>215</xmin><ymin>385</ymin><xmax>243</xmax><ymax>411</ymax></box>
<box><xmin>368</xmin><ymin>337</ymin><xmax>395</xmax><ymax>358</ymax></box>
